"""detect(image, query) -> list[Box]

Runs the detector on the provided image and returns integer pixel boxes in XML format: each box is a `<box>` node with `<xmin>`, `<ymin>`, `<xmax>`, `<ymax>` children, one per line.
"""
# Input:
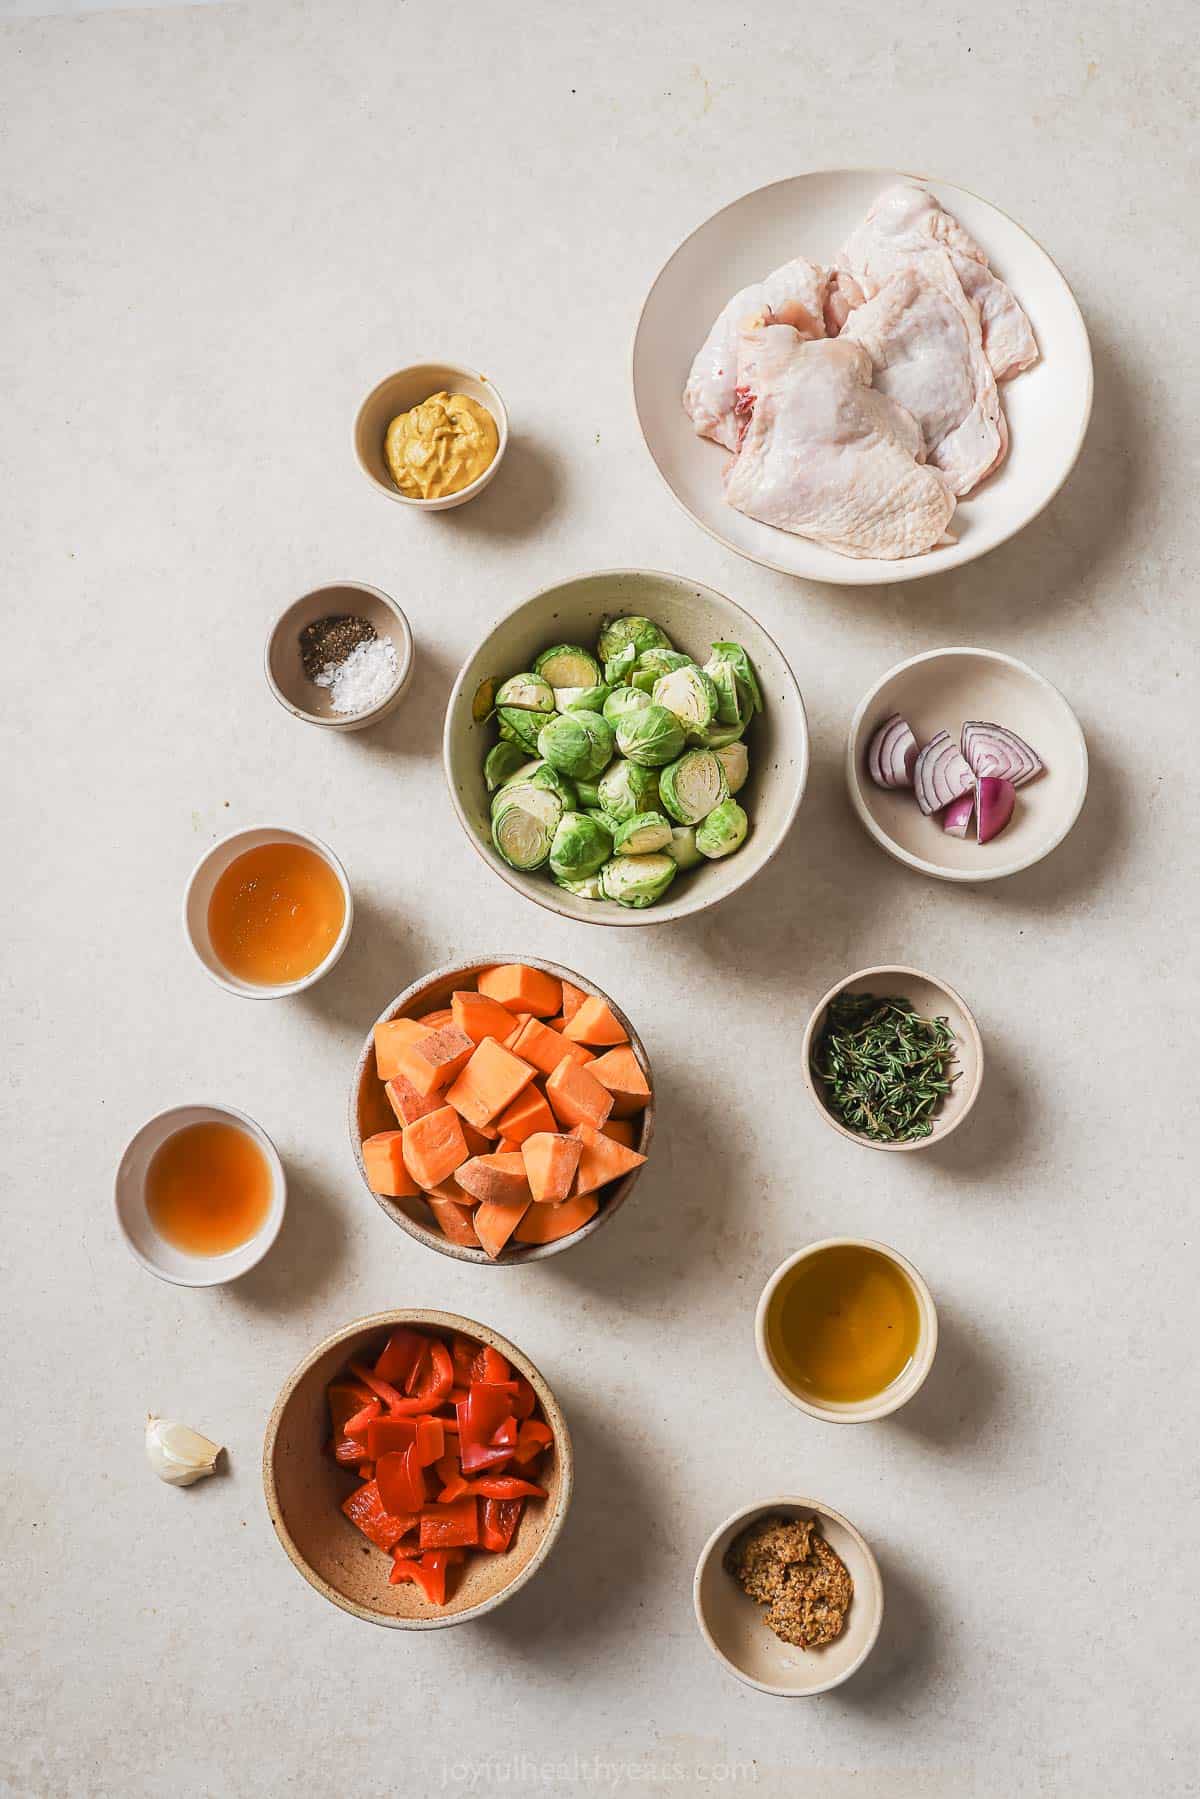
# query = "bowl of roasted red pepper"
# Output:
<box><xmin>263</xmin><ymin>1309</ymin><xmax>572</xmax><ymax>1626</ymax></box>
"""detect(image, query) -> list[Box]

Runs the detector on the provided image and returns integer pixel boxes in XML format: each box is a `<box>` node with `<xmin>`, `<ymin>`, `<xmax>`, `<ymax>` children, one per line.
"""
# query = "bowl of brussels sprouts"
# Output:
<box><xmin>443</xmin><ymin>570</ymin><xmax>808</xmax><ymax>924</ymax></box>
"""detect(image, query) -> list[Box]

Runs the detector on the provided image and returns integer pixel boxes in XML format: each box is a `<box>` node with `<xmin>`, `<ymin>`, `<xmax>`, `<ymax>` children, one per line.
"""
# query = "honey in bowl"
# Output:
<box><xmin>207</xmin><ymin>841</ymin><xmax>344</xmax><ymax>985</ymax></box>
<box><xmin>767</xmin><ymin>1244</ymin><xmax>921</xmax><ymax>1405</ymax></box>
<box><xmin>145</xmin><ymin>1121</ymin><xmax>272</xmax><ymax>1257</ymax></box>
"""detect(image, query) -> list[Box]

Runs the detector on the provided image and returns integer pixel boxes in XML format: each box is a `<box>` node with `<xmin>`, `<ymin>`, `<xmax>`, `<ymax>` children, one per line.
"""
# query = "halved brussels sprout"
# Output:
<box><xmin>574</xmin><ymin>776</ymin><xmax>603</xmax><ymax>809</ymax></box>
<box><xmin>603</xmin><ymin>644</ymin><xmax>638</xmax><ymax>687</ymax></box>
<box><xmin>697</xmin><ymin>717</ymin><xmax>748</xmax><ymax>750</ymax></box>
<box><xmin>496</xmin><ymin>672</ymin><xmax>556</xmax><ymax>713</ymax></box>
<box><xmin>537</xmin><ymin>710</ymin><xmax>615</xmax><ymax>781</ymax></box>
<box><xmin>553</xmin><ymin>871</ymin><xmax>606</xmax><ymax>899</ymax></box>
<box><xmin>497</xmin><ymin>706</ymin><xmax>548</xmax><ymax>754</ymax></box>
<box><xmin>665</xmin><ymin>824</ymin><xmax>703</xmax><ymax>870</ymax></box>
<box><xmin>597</xmin><ymin>758</ymin><xmax>661</xmax><ymax>822</ymax></box>
<box><xmin>631</xmin><ymin>648</ymin><xmax>695</xmax><ymax>693</ymax></box>
<box><xmin>659</xmin><ymin>749</ymin><xmax>729</xmax><ymax>824</ymax></box>
<box><xmin>706</xmin><ymin>641</ymin><xmax>764</xmax><ymax>716</ymax></box>
<box><xmin>615</xmin><ymin>703</ymin><xmax>686</xmax><ymax>768</ymax></box>
<box><xmin>714</xmin><ymin>741</ymin><xmax>749</xmax><ymax>796</ymax></box>
<box><xmin>696</xmin><ymin>798</ymin><xmax>748</xmax><ymax>859</ymax></box>
<box><xmin>603</xmin><ymin>685</ymin><xmax>651</xmax><ymax>728</ymax></box>
<box><xmin>559</xmin><ymin>683</ymin><xmax>611</xmax><ymax>714</ymax></box>
<box><xmin>534</xmin><ymin>644</ymin><xmax>602</xmax><ymax>691</ymax></box>
<box><xmin>613</xmin><ymin>811</ymin><xmax>673</xmax><ymax>855</ymax></box>
<box><xmin>484</xmin><ymin>741</ymin><xmax>529</xmax><ymax>793</ymax></box>
<box><xmin>597</xmin><ymin>615</ymin><xmax>673</xmax><ymax>664</ymax></box>
<box><xmin>599</xmin><ymin>852</ymin><xmax>678</xmax><ymax>908</ymax></box>
<box><xmin>491</xmin><ymin>783</ymin><xmax>563</xmax><ymax>870</ymax></box>
<box><xmin>652</xmin><ymin>665</ymin><xmax>720</xmax><ymax>739</ymax></box>
<box><xmin>549</xmin><ymin>810</ymin><xmax>613</xmax><ymax>881</ymax></box>
<box><xmin>493</xmin><ymin>759</ymin><xmax>576</xmax><ymax>810</ymax></box>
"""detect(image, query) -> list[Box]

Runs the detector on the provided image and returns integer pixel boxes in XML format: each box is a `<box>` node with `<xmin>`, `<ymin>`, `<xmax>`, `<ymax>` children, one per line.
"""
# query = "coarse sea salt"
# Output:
<box><xmin>314</xmin><ymin>635</ymin><xmax>399</xmax><ymax>716</ymax></box>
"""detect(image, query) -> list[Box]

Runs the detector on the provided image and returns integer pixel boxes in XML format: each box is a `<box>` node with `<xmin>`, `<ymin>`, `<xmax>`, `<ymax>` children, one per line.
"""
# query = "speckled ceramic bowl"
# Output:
<box><xmin>349</xmin><ymin>957</ymin><xmax>654</xmax><ymax>1263</ymax></box>
<box><xmin>263</xmin><ymin>1310</ymin><xmax>572</xmax><ymax>1629</ymax></box>
<box><xmin>264</xmin><ymin>581</ymin><xmax>414</xmax><ymax>731</ymax></box>
<box><xmin>353</xmin><ymin>363</ymin><xmax>508</xmax><ymax>509</ymax></box>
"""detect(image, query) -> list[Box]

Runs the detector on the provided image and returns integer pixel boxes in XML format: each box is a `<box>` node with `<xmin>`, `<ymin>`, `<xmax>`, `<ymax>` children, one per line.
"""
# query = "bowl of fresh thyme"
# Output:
<box><xmin>802</xmin><ymin>966</ymin><xmax>983</xmax><ymax>1153</ymax></box>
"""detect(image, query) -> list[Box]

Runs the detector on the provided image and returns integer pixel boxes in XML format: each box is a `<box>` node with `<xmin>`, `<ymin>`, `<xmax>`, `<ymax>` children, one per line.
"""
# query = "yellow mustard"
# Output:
<box><xmin>384</xmin><ymin>391</ymin><xmax>499</xmax><ymax>500</ymax></box>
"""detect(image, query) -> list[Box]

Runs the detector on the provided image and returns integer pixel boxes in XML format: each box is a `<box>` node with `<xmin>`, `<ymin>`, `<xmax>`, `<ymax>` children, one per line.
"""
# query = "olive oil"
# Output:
<box><xmin>145</xmin><ymin>1121</ymin><xmax>272</xmax><ymax>1257</ymax></box>
<box><xmin>767</xmin><ymin>1244</ymin><xmax>920</xmax><ymax>1404</ymax></box>
<box><xmin>207</xmin><ymin>841</ymin><xmax>344</xmax><ymax>985</ymax></box>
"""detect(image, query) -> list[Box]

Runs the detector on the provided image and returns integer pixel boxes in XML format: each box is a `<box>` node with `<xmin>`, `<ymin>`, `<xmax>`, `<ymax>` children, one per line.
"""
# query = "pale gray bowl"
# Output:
<box><xmin>265</xmin><ymin>582</ymin><xmax>414</xmax><ymax>731</ymax></box>
<box><xmin>353</xmin><ymin>363</ymin><xmax>508</xmax><ymax>509</ymax></box>
<box><xmin>443</xmin><ymin>568</ymin><xmax>809</xmax><ymax>925</ymax></box>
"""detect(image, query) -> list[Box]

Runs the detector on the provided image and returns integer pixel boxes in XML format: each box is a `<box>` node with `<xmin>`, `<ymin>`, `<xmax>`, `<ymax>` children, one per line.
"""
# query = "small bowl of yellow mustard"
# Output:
<box><xmin>354</xmin><ymin>363</ymin><xmax>508</xmax><ymax>510</ymax></box>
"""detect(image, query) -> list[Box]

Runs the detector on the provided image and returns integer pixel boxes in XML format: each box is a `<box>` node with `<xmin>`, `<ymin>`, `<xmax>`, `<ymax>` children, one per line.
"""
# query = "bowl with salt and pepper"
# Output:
<box><xmin>265</xmin><ymin>581</ymin><xmax>414</xmax><ymax>731</ymax></box>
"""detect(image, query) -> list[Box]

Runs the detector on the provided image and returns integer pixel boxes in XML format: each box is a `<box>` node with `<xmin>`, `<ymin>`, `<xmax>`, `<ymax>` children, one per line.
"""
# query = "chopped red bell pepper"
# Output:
<box><xmin>509</xmin><ymin>1375</ymin><xmax>538</xmax><ymax>1421</ymax></box>
<box><xmin>340</xmin><ymin>1399</ymin><xmax>382</xmax><ymax>1443</ymax></box>
<box><xmin>434</xmin><ymin>1451</ymin><xmax>470</xmax><ymax>1502</ymax></box>
<box><xmin>415</xmin><ymin>1416</ymin><xmax>445</xmax><ymax>1466</ymax></box>
<box><xmin>464</xmin><ymin>1475</ymin><xmax>547</xmax><ymax>1500</ymax></box>
<box><xmin>511</xmin><ymin>1419</ymin><xmax>554</xmax><ymax>1465</ymax></box>
<box><xmin>389</xmin><ymin>1549</ymin><xmax>461</xmax><ymax>1604</ymax></box>
<box><xmin>374</xmin><ymin>1327</ymin><xmax>427</xmax><ymax>1387</ymax></box>
<box><xmin>376</xmin><ymin>1442</ymin><xmax>428</xmax><ymax>1516</ymax></box>
<box><xmin>366</xmin><ymin>1416</ymin><xmax>417</xmax><ymax>1461</ymax></box>
<box><xmin>357</xmin><ymin>1461</ymin><xmax>374</xmax><ymax>1480</ymax></box>
<box><xmin>352</xmin><ymin>1341</ymin><xmax>454</xmax><ymax>1417</ymax></box>
<box><xmin>458</xmin><ymin>1382</ymin><xmax>521</xmax><ymax>1472</ymax></box>
<box><xmin>451</xmin><ymin>1334</ymin><xmax>476</xmax><ymax>1386</ymax></box>
<box><xmin>349</xmin><ymin>1362</ymin><xmax>409</xmax><ymax>1411</ymax></box>
<box><xmin>475</xmin><ymin>1344</ymin><xmax>512</xmax><ymax>1384</ymax></box>
<box><xmin>403</xmin><ymin>1340</ymin><xmax>430</xmax><ymax>1396</ymax></box>
<box><xmin>419</xmin><ymin>1495</ymin><xmax>479</xmax><ymax>1549</ymax></box>
<box><xmin>479</xmin><ymin>1497</ymin><xmax>524</xmax><ymax>1553</ymax></box>
<box><xmin>448</xmin><ymin>1386</ymin><xmax>471</xmax><ymax>1406</ymax></box>
<box><xmin>341</xmin><ymin>1480</ymin><xmax>418</xmax><ymax>1552</ymax></box>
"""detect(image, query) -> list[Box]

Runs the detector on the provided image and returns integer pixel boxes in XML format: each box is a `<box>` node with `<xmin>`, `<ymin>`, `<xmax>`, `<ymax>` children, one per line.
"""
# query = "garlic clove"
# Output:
<box><xmin>145</xmin><ymin>1415</ymin><xmax>223</xmax><ymax>1486</ymax></box>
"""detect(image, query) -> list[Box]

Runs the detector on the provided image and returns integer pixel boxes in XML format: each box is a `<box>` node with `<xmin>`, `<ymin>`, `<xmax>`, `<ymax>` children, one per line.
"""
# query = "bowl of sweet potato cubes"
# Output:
<box><xmin>263</xmin><ymin>1308</ymin><xmax>572</xmax><ymax>1627</ymax></box>
<box><xmin>351</xmin><ymin>958</ymin><xmax>654</xmax><ymax>1262</ymax></box>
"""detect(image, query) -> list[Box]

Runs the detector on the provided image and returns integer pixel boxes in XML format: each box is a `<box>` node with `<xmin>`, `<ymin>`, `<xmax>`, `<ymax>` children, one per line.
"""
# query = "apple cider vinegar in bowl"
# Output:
<box><xmin>183</xmin><ymin>826</ymin><xmax>353</xmax><ymax>998</ymax></box>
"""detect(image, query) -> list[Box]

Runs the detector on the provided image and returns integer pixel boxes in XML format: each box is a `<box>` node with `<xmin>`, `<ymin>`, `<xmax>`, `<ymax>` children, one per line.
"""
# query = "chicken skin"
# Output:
<box><xmin>683</xmin><ymin>256</ymin><xmax>829</xmax><ymax>449</ymax></box>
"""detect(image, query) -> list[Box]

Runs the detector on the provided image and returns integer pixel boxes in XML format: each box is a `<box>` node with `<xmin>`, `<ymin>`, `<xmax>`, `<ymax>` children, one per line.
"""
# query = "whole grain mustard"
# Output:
<box><xmin>384</xmin><ymin>391</ymin><xmax>498</xmax><ymax>500</ymax></box>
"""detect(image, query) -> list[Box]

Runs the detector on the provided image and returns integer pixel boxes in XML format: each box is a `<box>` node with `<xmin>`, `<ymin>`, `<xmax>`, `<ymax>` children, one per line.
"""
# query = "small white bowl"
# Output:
<box><xmin>353</xmin><ymin>363</ymin><xmax>508</xmax><ymax>509</ymax></box>
<box><xmin>755</xmin><ymin>1238</ymin><xmax>938</xmax><ymax>1423</ymax></box>
<box><xmin>847</xmin><ymin>646</ymin><xmax>1088</xmax><ymax>881</ymax></box>
<box><xmin>694</xmin><ymin>1496</ymin><xmax>884</xmax><ymax>1695</ymax></box>
<box><xmin>183</xmin><ymin>825</ymin><xmax>353</xmax><ymax>999</ymax></box>
<box><xmin>114</xmin><ymin>1103</ymin><xmax>286</xmax><ymax>1287</ymax></box>
<box><xmin>264</xmin><ymin>582</ymin><xmax>414</xmax><ymax>732</ymax></box>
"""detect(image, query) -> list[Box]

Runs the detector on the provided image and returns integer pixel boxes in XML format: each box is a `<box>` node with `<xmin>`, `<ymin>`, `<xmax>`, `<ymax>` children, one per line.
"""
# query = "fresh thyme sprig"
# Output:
<box><xmin>811</xmin><ymin>992</ymin><xmax>958</xmax><ymax>1142</ymax></box>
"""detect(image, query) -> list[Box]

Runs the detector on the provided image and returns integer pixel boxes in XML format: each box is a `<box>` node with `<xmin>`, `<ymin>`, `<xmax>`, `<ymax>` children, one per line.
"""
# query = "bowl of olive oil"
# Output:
<box><xmin>756</xmin><ymin>1238</ymin><xmax>937</xmax><ymax>1422</ymax></box>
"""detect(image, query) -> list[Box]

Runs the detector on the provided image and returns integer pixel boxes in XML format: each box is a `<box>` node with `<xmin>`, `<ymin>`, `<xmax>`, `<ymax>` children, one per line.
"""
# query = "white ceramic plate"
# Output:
<box><xmin>633</xmin><ymin>169</ymin><xmax>1093</xmax><ymax>586</ymax></box>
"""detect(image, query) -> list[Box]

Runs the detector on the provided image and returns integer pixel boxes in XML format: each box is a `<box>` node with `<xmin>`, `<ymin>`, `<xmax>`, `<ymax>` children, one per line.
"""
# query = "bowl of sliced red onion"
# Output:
<box><xmin>847</xmin><ymin>648</ymin><xmax>1088</xmax><ymax>882</ymax></box>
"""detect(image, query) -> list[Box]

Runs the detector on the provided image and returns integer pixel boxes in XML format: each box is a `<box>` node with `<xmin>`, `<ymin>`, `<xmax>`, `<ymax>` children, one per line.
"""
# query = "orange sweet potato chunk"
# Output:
<box><xmin>477</xmin><ymin>964</ymin><xmax>562</xmax><ymax>1018</ymax></box>
<box><xmin>561</xmin><ymin>995</ymin><xmax>628</xmax><ymax>1047</ymax></box>
<box><xmin>494</xmin><ymin>1086</ymin><xmax>557</xmax><ymax>1146</ymax></box>
<box><xmin>522</xmin><ymin>1132</ymin><xmax>583</xmax><ymax>1203</ymax></box>
<box><xmin>455</xmin><ymin>1153</ymin><xmax>532</xmax><ymax>1207</ymax></box>
<box><xmin>545</xmin><ymin>1058</ymin><xmax>614</xmax><ymax>1131</ymax></box>
<box><xmin>385</xmin><ymin>1073</ymin><xmax>441</xmax><ymax>1129</ymax></box>
<box><xmin>602</xmin><ymin>1117</ymin><xmax>638</xmax><ymax>1148</ymax></box>
<box><xmin>391</xmin><ymin>1026</ymin><xmax>476</xmax><ymax>1098</ymax></box>
<box><xmin>514</xmin><ymin>1193</ymin><xmax>598</xmax><ymax>1244</ymax></box>
<box><xmin>588</xmin><ymin>1045</ymin><xmax>651</xmax><ymax>1116</ymax></box>
<box><xmin>511</xmin><ymin>1017</ymin><xmax>595</xmax><ymax>1077</ymax></box>
<box><xmin>402</xmin><ymin>1107</ymin><xmax>469</xmax><ymax>1189</ymax></box>
<box><xmin>362</xmin><ymin>1132</ymin><xmax>420</xmax><ymax>1198</ymax></box>
<box><xmin>418</xmin><ymin>1007</ymin><xmax>455</xmax><ymax>1029</ymax></box>
<box><xmin>474</xmin><ymin>1195</ymin><xmax>532</xmax><ymax>1260</ymax></box>
<box><xmin>445</xmin><ymin>1037</ymin><xmax>536</xmax><ymax>1129</ymax></box>
<box><xmin>451</xmin><ymin>990</ymin><xmax>519</xmax><ymax>1045</ymax></box>
<box><xmin>373</xmin><ymin>1017</ymin><xmax>429</xmax><ymax>1081</ymax></box>
<box><xmin>502</xmin><ymin>1012</ymin><xmax>534</xmax><ymax>1049</ymax></box>
<box><xmin>426</xmin><ymin>1192</ymin><xmax>482</xmax><ymax>1248</ymax></box>
<box><xmin>570</xmin><ymin>1122</ymin><xmax>647</xmax><ymax>1196</ymax></box>
<box><xmin>559</xmin><ymin>981</ymin><xmax>587</xmax><ymax>1025</ymax></box>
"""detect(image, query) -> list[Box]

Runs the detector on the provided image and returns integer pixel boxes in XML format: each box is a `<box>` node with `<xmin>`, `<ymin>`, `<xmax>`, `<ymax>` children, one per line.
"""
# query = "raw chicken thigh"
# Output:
<box><xmin>683</xmin><ymin>256</ymin><xmax>829</xmax><ymax>449</ymax></box>
<box><xmin>723</xmin><ymin>318</ymin><xmax>956</xmax><ymax>560</ymax></box>
<box><xmin>840</xmin><ymin>267</ymin><xmax>1006</xmax><ymax>495</ymax></box>
<box><xmin>837</xmin><ymin>184</ymin><xmax>1038</xmax><ymax>381</ymax></box>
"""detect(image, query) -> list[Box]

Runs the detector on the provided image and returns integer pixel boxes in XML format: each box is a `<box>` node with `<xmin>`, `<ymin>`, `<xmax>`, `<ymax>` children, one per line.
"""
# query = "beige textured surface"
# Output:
<box><xmin>2</xmin><ymin>2</ymin><xmax>1197</xmax><ymax>1795</ymax></box>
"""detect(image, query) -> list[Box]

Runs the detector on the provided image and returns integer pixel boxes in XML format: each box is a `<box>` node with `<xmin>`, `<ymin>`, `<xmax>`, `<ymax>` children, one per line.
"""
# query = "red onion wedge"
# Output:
<box><xmin>913</xmin><ymin>730</ymin><xmax>975</xmax><ymax>816</ymax></box>
<box><xmin>976</xmin><ymin>775</ymin><xmax>1016</xmax><ymax>843</ymax></box>
<box><xmin>961</xmin><ymin>721</ymin><xmax>1042</xmax><ymax>788</ymax></box>
<box><xmin>942</xmin><ymin>791</ymin><xmax>975</xmax><ymax>837</ymax></box>
<box><xmin>867</xmin><ymin>713</ymin><xmax>919</xmax><ymax>789</ymax></box>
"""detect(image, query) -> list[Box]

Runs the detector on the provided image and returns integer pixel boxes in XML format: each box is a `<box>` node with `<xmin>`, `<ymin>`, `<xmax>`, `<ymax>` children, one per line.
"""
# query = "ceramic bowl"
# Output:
<box><xmin>114</xmin><ymin>1102</ymin><xmax>286</xmax><ymax>1287</ymax></box>
<box><xmin>183</xmin><ymin>824</ymin><xmax>353</xmax><ymax>999</ymax></box>
<box><xmin>755</xmin><ymin>1237</ymin><xmax>939</xmax><ymax>1422</ymax></box>
<box><xmin>443</xmin><ymin>568</ymin><xmax>808</xmax><ymax>926</ymax></box>
<box><xmin>263</xmin><ymin>1310</ymin><xmax>573</xmax><ymax>1628</ymax></box>
<box><xmin>847</xmin><ymin>646</ymin><xmax>1088</xmax><ymax>880</ymax></box>
<box><xmin>694</xmin><ymin>1496</ymin><xmax>884</xmax><ymax>1694</ymax></box>
<box><xmin>350</xmin><ymin>957</ymin><xmax>654</xmax><ymax>1263</ymax></box>
<box><xmin>634</xmin><ymin>168</ymin><xmax>1092</xmax><ymax>586</ymax></box>
<box><xmin>353</xmin><ymin>363</ymin><xmax>508</xmax><ymax>509</ymax></box>
<box><xmin>264</xmin><ymin>582</ymin><xmax>414</xmax><ymax>731</ymax></box>
<box><xmin>802</xmin><ymin>964</ymin><xmax>983</xmax><ymax>1152</ymax></box>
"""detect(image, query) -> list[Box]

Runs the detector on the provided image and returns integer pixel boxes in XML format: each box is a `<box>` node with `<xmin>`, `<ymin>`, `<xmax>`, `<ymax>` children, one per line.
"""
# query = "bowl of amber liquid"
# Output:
<box><xmin>755</xmin><ymin>1238</ymin><xmax>938</xmax><ymax>1422</ymax></box>
<box><xmin>183</xmin><ymin>825</ymin><xmax>353</xmax><ymax>999</ymax></box>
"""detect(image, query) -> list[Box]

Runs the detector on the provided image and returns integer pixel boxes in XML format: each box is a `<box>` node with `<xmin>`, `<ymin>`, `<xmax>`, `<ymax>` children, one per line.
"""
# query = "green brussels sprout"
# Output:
<box><xmin>696</xmin><ymin>798</ymin><xmax>748</xmax><ymax>859</ymax></box>
<box><xmin>615</xmin><ymin>703</ymin><xmax>686</xmax><ymax>768</ymax></box>
<box><xmin>484</xmin><ymin>741</ymin><xmax>529</xmax><ymax>793</ymax></box>
<box><xmin>553</xmin><ymin>871</ymin><xmax>606</xmax><ymax>900</ymax></box>
<box><xmin>597</xmin><ymin>615</ymin><xmax>673</xmax><ymax>665</ymax></box>
<box><xmin>652</xmin><ymin>665</ymin><xmax>720</xmax><ymax>739</ymax></box>
<box><xmin>492</xmin><ymin>759</ymin><xmax>576</xmax><ymax>810</ymax></box>
<box><xmin>534</xmin><ymin>644</ymin><xmax>603</xmax><ymax>691</ymax></box>
<box><xmin>631</xmin><ymin>648</ymin><xmax>695</xmax><ymax>693</ymax></box>
<box><xmin>603</xmin><ymin>685</ymin><xmax>652</xmax><ymax>728</ymax></box>
<box><xmin>696</xmin><ymin>717</ymin><xmax>748</xmax><ymax>750</ymax></box>
<box><xmin>665</xmin><ymin>824</ymin><xmax>703</xmax><ymax>870</ymax></box>
<box><xmin>574</xmin><ymin>776</ymin><xmax>603</xmax><ymax>809</ymax></box>
<box><xmin>496</xmin><ymin>672</ymin><xmax>556</xmax><ymax>712</ymax></box>
<box><xmin>604</xmin><ymin>644</ymin><xmax>638</xmax><ymax>687</ymax></box>
<box><xmin>497</xmin><ymin>705</ymin><xmax>548</xmax><ymax>754</ymax></box>
<box><xmin>714</xmin><ymin>741</ymin><xmax>749</xmax><ymax>796</ymax></box>
<box><xmin>612</xmin><ymin>811</ymin><xmax>673</xmax><ymax>855</ymax></box>
<box><xmin>597</xmin><ymin>758</ymin><xmax>661</xmax><ymax>823</ymax></box>
<box><xmin>659</xmin><ymin>749</ymin><xmax>729</xmax><ymax>824</ymax></box>
<box><xmin>584</xmin><ymin>805</ymin><xmax>616</xmax><ymax>827</ymax></box>
<box><xmin>490</xmin><ymin>783</ymin><xmax>563</xmax><ymax>871</ymax></box>
<box><xmin>705</xmin><ymin>641</ymin><xmax>764</xmax><ymax>718</ymax></box>
<box><xmin>537</xmin><ymin>710</ymin><xmax>615</xmax><ymax>781</ymax></box>
<box><xmin>549</xmin><ymin>810</ymin><xmax>613</xmax><ymax>881</ymax></box>
<box><xmin>559</xmin><ymin>683</ymin><xmax>612</xmax><ymax>713</ymax></box>
<box><xmin>599</xmin><ymin>852</ymin><xmax>678</xmax><ymax>908</ymax></box>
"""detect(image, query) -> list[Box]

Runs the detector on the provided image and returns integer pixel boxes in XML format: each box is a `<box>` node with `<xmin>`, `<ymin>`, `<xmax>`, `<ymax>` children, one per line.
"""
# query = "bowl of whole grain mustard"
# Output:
<box><xmin>354</xmin><ymin>363</ymin><xmax>508</xmax><ymax>510</ymax></box>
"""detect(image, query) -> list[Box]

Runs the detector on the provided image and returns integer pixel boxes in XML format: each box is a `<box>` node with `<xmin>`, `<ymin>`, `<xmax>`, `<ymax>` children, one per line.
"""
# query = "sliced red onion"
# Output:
<box><xmin>976</xmin><ymin>775</ymin><xmax>1016</xmax><ymax>843</ymax></box>
<box><xmin>913</xmin><ymin>730</ymin><xmax>975</xmax><ymax>816</ymax></box>
<box><xmin>961</xmin><ymin>721</ymin><xmax>1042</xmax><ymax>788</ymax></box>
<box><xmin>942</xmin><ymin>791</ymin><xmax>975</xmax><ymax>837</ymax></box>
<box><xmin>866</xmin><ymin>713</ymin><xmax>919</xmax><ymax>788</ymax></box>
